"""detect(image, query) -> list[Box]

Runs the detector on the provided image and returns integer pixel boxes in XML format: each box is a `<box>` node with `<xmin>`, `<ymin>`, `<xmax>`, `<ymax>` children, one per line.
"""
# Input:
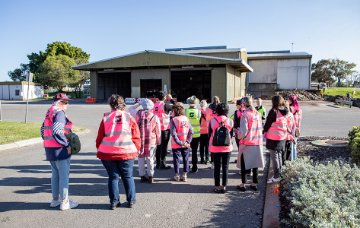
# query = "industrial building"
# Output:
<box><xmin>73</xmin><ymin>46</ymin><xmax>311</xmax><ymax>102</ymax></box>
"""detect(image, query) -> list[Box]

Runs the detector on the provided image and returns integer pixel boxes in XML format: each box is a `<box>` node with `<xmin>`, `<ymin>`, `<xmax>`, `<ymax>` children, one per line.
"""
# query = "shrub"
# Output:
<box><xmin>349</xmin><ymin>126</ymin><xmax>360</xmax><ymax>165</ymax></box>
<box><xmin>281</xmin><ymin>158</ymin><xmax>360</xmax><ymax>227</ymax></box>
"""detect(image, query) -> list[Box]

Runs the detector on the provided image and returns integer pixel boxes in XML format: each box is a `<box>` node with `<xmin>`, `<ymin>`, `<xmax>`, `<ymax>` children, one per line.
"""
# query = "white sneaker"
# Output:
<box><xmin>181</xmin><ymin>173</ymin><xmax>188</xmax><ymax>182</ymax></box>
<box><xmin>60</xmin><ymin>199</ymin><xmax>79</xmax><ymax>211</ymax></box>
<box><xmin>174</xmin><ymin>174</ymin><xmax>180</xmax><ymax>182</ymax></box>
<box><xmin>267</xmin><ymin>177</ymin><xmax>280</xmax><ymax>184</ymax></box>
<box><xmin>50</xmin><ymin>199</ymin><xmax>61</xmax><ymax>208</ymax></box>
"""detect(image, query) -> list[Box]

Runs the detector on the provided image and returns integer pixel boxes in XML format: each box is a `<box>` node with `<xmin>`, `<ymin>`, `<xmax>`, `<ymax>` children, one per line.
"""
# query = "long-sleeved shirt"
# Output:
<box><xmin>170</xmin><ymin>117</ymin><xmax>193</xmax><ymax>146</ymax></box>
<box><xmin>96</xmin><ymin>114</ymin><xmax>141</xmax><ymax>160</ymax></box>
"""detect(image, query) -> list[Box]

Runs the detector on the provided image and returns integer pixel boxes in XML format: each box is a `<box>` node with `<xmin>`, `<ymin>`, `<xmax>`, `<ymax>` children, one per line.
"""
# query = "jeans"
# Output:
<box><xmin>138</xmin><ymin>147</ymin><xmax>156</xmax><ymax>177</ymax></box>
<box><xmin>199</xmin><ymin>134</ymin><xmax>209</xmax><ymax>162</ymax></box>
<box><xmin>213</xmin><ymin>152</ymin><xmax>231</xmax><ymax>186</ymax></box>
<box><xmin>50</xmin><ymin>158</ymin><xmax>71</xmax><ymax>201</ymax></box>
<box><xmin>191</xmin><ymin>137</ymin><xmax>200</xmax><ymax>169</ymax></box>
<box><xmin>269</xmin><ymin>149</ymin><xmax>282</xmax><ymax>179</ymax></box>
<box><xmin>101</xmin><ymin>159</ymin><xmax>136</xmax><ymax>205</ymax></box>
<box><xmin>240</xmin><ymin>154</ymin><xmax>258</xmax><ymax>184</ymax></box>
<box><xmin>172</xmin><ymin>148</ymin><xmax>190</xmax><ymax>174</ymax></box>
<box><xmin>156</xmin><ymin>129</ymin><xmax>170</xmax><ymax>166</ymax></box>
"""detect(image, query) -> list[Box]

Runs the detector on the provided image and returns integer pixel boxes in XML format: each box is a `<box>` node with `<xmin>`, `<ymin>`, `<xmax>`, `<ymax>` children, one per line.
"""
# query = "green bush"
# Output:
<box><xmin>281</xmin><ymin>158</ymin><xmax>360</xmax><ymax>227</ymax></box>
<box><xmin>349</xmin><ymin>126</ymin><xmax>360</xmax><ymax>165</ymax></box>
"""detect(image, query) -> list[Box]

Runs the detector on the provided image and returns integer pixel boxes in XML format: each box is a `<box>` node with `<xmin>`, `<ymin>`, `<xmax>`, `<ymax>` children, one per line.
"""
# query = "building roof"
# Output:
<box><xmin>248</xmin><ymin>51</ymin><xmax>312</xmax><ymax>60</ymax></box>
<box><xmin>73</xmin><ymin>50</ymin><xmax>253</xmax><ymax>72</ymax></box>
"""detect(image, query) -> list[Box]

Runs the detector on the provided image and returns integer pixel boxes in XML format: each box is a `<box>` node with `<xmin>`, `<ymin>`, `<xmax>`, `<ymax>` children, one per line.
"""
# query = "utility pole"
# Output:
<box><xmin>25</xmin><ymin>71</ymin><xmax>32</xmax><ymax>123</ymax></box>
<box><xmin>291</xmin><ymin>42</ymin><xmax>294</xmax><ymax>52</ymax></box>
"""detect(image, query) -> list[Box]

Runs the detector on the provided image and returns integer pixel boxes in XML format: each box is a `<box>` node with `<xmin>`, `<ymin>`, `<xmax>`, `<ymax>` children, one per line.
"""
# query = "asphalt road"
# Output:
<box><xmin>0</xmin><ymin>100</ymin><xmax>359</xmax><ymax>227</ymax></box>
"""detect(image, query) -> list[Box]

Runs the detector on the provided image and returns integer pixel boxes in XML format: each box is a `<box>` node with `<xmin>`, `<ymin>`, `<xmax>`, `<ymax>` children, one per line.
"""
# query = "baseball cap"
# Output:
<box><xmin>53</xmin><ymin>93</ymin><xmax>71</xmax><ymax>102</ymax></box>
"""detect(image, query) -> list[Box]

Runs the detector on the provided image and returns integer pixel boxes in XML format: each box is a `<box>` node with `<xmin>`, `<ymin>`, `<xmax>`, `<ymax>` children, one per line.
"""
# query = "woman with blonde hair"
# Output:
<box><xmin>236</xmin><ymin>96</ymin><xmax>264</xmax><ymax>191</ymax></box>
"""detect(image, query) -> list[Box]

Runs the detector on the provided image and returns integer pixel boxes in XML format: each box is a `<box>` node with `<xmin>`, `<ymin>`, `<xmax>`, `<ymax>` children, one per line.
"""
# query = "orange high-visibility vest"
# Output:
<box><xmin>171</xmin><ymin>115</ymin><xmax>191</xmax><ymax>149</ymax></box>
<box><xmin>266</xmin><ymin>110</ymin><xmax>287</xmax><ymax>141</ymax></box>
<box><xmin>240</xmin><ymin>109</ymin><xmax>263</xmax><ymax>146</ymax></box>
<box><xmin>153</xmin><ymin>101</ymin><xmax>170</xmax><ymax>131</ymax></box>
<box><xmin>43</xmin><ymin>105</ymin><xmax>72</xmax><ymax>148</ymax></box>
<box><xmin>200</xmin><ymin>108</ymin><xmax>208</xmax><ymax>134</ymax></box>
<box><xmin>98</xmin><ymin>110</ymin><xmax>137</xmax><ymax>155</ymax></box>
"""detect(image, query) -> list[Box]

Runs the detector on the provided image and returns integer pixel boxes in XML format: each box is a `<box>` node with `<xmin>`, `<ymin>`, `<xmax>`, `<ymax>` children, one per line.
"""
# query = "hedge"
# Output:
<box><xmin>349</xmin><ymin>126</ymin><xmax>360</xmax><ymax>165</ymax></box>
<box><xmin>281</xmin><ymin>158</ymin><xmax>360</xmax><ymax>227</ymax></box>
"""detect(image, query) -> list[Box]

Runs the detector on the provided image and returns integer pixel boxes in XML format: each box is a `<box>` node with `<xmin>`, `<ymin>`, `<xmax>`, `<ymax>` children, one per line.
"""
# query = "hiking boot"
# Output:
<box><xmin>127</xmin><ymin>201</ymin><xmax>135</xmax><ymax>208</ymax></box>
<box><xmin>250</xmin><ymin>184</ymin><xmax>258</xmax><ymax>191</ymax></box>
<box><xmin>148</xmin><ymin>176</ymin><xmax>154</xmax><ymax>184</ymax></box>
<box><xmin>60</xmin><ymin>199</ymin><xmax>79</xmax><ymax>211</ymax></box>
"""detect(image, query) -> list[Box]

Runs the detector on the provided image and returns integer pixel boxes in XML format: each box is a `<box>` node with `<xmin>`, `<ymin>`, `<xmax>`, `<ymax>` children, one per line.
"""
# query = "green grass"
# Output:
<box><xmin>0</xmin><ymin>121</ymin><xmax>41</xmax><ymax>144</ymax></box>
<box><xmin>323</xmin><ymin>87</ymin><xmax>360</xmax><ymax>98</ymax></box>
<box><xmin>0</xmin><ymin>121</ymin><xmax>85</xmax><ymax>145</ymax></box>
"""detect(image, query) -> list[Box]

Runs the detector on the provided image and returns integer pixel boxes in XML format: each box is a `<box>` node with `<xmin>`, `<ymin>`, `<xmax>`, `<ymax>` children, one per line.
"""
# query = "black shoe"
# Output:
<box><xmin>140</xmin><ymin>176</ymin><xmax>148</xmax><ymax>183</ymax></box>
<box><xmin>109</xmin><ymin>202</ymin><xmax>121</xmax><ymax>210</ymax></box>
<box><xmin>155</xmin><ymin>164</ymin><xmax>160</xmax><ymax>169</ymax></box>
<box><xmin>204</xmin><ymin>160</ymin><xmax>208</xmax><ymax>165</ymax></box>
<box><xmin>200</xmin><ymin>160</ymin><xmax>205</xmax><ymax>164</ymax></box>
<box><xmin>234</xmin><ymin>159</ymin><xmax>238</xmax><ymax>163</ymax></box>
<box><xmin>160</xmin><ymin>165</ymin><xmax>171</xmax><ymax>170</ymax></box>
<box><xmin>148</xmin><ymin>176</ymin><xmax>154</xmax><ymax>184</ymax></box>
<box><xmin>127</xmin><ymin>201</ymin><xmax>135</xmax><ymax>208</ymax></box>
<box><xmin>236</xmin><ymin>185</ymin><xmax>246</xmax><ymax>192</ymax></box>
<box><xmin>250</xmin><ymin>185</ymin><xmax>258</xmax><ymax>191</ymax></box>
<box><xmin>191</xmin><ymin>168</ymin><xmax>198</xmax><ymax>173</ymax></box>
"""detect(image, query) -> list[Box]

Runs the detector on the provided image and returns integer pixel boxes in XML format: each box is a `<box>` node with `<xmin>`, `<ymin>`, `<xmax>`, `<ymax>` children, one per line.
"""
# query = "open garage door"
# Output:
<box><xmin>171</xmin><ymin>70</ymin><xmax>211</xmax><ymax>102</ymax></box>
<box><xmin>97</xmin><ymin>72</ymin><xmax>131</xmax><ymax>100</ymax></box>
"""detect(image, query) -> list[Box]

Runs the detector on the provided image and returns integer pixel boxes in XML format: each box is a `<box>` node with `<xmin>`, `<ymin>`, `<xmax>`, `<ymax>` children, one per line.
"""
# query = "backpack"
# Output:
<box><xmin>212</xmin><ymin>118</ymin><xmax>231</xmax><ymax>146</ymax></box>
<box><xmin>65</xmin><ymin>132</ymin><xmax>81</xmax><ymax>155</ymax></box>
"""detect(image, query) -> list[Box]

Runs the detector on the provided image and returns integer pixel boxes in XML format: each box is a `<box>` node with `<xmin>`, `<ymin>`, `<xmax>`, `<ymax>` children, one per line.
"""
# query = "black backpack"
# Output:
<box><xmin>212</xmin><ymin>118</ymin><xmax>230</xmax><ymax>146</ymax></box>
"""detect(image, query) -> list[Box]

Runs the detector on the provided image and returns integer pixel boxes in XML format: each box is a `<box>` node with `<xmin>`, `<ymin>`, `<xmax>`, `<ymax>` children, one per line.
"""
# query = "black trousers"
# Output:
<box><xmin>284</xmin><ymin>140</ymin><xmax>292</xmax><ymax>164</ymax></box>
<box><xmin>156</xmin><ymin>129</ymin><xmax>170</xmax><ymax>166</ymax></box>
<box><xmin>213</xmin><ymin>152</ymin><xmax>231</xmax><ymax>186</ymax></box>
<box><xmin>191</xmin><ymin>137</ymin><xmax>200</xmax><ymax>168</ymax></box>
<box><xmin>240</xmin><ymin>154</ymin><xmax>258</xmax><ymax>184</ymax></box>
<box><xmin>199</xmin><ymin>134</ymin><xmax>209</xmax><ymax>162</ymax></box>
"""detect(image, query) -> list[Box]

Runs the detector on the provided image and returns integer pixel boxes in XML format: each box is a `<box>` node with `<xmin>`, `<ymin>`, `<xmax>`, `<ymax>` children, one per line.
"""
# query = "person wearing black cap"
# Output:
<box><xmin>40</xmin><ymin>93</ymin><xmax>78</xmax><ymax>210</ymax></box>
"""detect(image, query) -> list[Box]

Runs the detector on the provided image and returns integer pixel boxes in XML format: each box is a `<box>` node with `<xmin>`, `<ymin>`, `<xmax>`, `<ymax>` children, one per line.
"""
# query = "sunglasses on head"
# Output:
<box><xmin>61</xmin><ymin>101</ymin><xmax>69</xmax><ymax>105</ymax></box>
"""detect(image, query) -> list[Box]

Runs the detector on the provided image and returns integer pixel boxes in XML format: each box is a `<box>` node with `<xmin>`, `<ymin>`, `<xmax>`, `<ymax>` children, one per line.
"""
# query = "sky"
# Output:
<box><xmin>0</xmin><ymin>0</ymin><xmax>360</xmax><ymax>81</ymax></box>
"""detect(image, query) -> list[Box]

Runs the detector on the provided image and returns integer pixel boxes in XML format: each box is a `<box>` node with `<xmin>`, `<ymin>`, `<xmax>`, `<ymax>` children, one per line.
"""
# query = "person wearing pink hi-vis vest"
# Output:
<box><xmin>136</xmin><ymin>98</ymin><xmax>161</xmax><ymax>184</ymax></box>
<box><xmin>170</xmin><ymin>102</ymin><xmax>193</xmax><ymax>182</ymax></box>
<box><xmin>153</xmin><ymin>91</ymin><xmax>172</xmax><ymax>169</ymax></box>
<box><xmin>288</xmin><ymin>95</ymin><xmax>302</xmax><ymax>160</ymax></box>
<box><xmin>236</xmin><ymin>96</ymin><xmax>264</xmax><ymax>192</ymax></box>
<box><xmin>263</xmin><ymin>95</ymin><xmax>288</xmax><ymax>184</ymax></box>
<box><xmin>208</xmin><ymin>103</ymin><xmax>233</xmax><ymax>193</ymax></box>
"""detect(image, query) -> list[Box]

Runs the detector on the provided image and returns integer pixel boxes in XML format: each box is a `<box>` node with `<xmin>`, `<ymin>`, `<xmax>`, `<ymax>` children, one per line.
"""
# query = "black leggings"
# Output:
<box><xmin>213</xmin><ymin>152</ymin><xmax>231</xmax><ymax>186</ymax></box>
<box><xmin>199</xmin><ymin>134</ymin><xmax>209</xmax><ymax>161</ymax></box>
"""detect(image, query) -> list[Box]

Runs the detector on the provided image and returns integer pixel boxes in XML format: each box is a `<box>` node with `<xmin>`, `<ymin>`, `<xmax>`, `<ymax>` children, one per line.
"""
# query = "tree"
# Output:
<box><xmin>7</xmin><ymin>63</ymin><xmax>29</xmax><ymax>81</ymax></box>
<box><xmin>312</xmin><ymin>58</ymin><xmax>356</xmax><ymax>87</ymax></box>
<box><xmin>28</xmin><ymin>41</ymin><xmax>90</xmax><ymax>85</ymax></box>
<box><xmin>37</xmin><ymin>55</ymin><xmax>78</xmax><ymax>91</ymax></box>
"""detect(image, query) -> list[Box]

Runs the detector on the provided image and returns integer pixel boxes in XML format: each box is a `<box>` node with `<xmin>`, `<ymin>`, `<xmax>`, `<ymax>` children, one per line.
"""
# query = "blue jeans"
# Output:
<box><xmin>172</xmin><ymin>148</ymin><xmax>190</xmax><ymax>174</ymax></box>
<box><xmin>101</xmin><ymin>159</ymin><xmax>136</xmax><ymax>205</ymax></box>
<box><xmin>50</xmin><ymin>158</ymin><xmax>71</xmax><ymax>201</ymax></box>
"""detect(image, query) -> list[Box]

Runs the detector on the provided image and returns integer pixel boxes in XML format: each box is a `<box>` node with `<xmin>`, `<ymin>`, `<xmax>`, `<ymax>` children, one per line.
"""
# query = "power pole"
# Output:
<box><xmin>291</xmin><ymin>42</ymin><xmax>294</xmax><ymax>52</ymax></box>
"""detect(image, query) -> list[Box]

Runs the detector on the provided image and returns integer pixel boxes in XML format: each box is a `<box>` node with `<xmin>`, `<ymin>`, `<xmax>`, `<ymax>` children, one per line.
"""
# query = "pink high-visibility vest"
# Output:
<box><xmin>206</xmin><ymin>107</ymin><xmax>217</xmax><ymax>127</ymax></box>
<box><xmin>208</xmin><ymin>115</ymin><xmax>233</xmax><ymax>153</ymax></box>
<box><xmin>200</xmin><ymin>108</ymin><xmax>208</xmax><ymax>134</ymax></box>
<box><xmin>240</xmin><ymin>110</ymin><xmax>263</xmax><ymax>146</ymax></box>
<box><xmin>43</xmin><ymin>105</ymin><xmax>72</xmax><ymax>148</ymax></box>
<box><xmin>265</xmin><ymin>110</ymin><xmax>287</xmax><ymax>141</ymax></box>
<box><xmin>98</xmin><ymin>110</ymin><xmax>137</xmax><ymax>155</ymax></box>
<box><xmin>171</xmin><ymin>115</ymin><xmax>191</xmax><ymax>149</ymax></box>
<box><xmin>286</xmin><ymin>112</ymin><xmax>295</xmax><ymax>141</ymax></box>
<box><xmin>153</xmin><ymin>101</ymin><xmax>170</xmax><ymax>131</ymax></box>
<box><xmin>291</xmin><ymin>108</ymin><xmax>302</xmax><ymax>132</ymax></box>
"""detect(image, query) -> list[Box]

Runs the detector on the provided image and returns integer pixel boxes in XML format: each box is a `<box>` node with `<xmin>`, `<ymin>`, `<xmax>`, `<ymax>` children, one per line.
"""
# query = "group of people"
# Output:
<box><xmin>41</xmin><ymin>91</ymin><xmax>301</xmax><ymax>211</ymax></box>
